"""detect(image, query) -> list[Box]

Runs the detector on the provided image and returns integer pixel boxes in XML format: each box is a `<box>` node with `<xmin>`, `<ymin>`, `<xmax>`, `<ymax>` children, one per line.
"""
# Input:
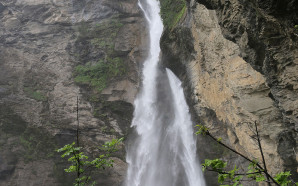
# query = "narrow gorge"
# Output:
<box><xmin>0</xmin><ymin>0</ymin><xmax>297</xmax><ymax>185</ymax></box>
<box><xmin>125</xmin><ymin>0</ymin><xmax>205</xmax><ymax>185</ymax></box>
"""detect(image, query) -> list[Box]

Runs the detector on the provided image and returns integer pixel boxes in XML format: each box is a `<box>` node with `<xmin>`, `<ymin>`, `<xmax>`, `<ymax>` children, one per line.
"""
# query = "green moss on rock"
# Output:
<box><xmin>159</xmin><ymin>0</ymin><xmax>186</xmax><ymax>29</ymax></box>
<box><xmin>74</xmin><ymin>16</ymin><xmax>126</xmax><ymax>94</ymax></box>
<box><xmin>0</xmin><ymin>105</ymin><xmax>57</xmax><ymax>165</ymax></box>
<box><xmin>74</xmin><ymin>57</ymin><xmax>126</xmax><ymax>92</ymax></box>
<box><xmin>19</xmin><ymin>127</ymin><xmax>57</xmax><ymax>163</ymax></box>
<box><xmin>24</xmin><ymin>87</ymin><xmax>47</xmax><ymax>102</ymax></box>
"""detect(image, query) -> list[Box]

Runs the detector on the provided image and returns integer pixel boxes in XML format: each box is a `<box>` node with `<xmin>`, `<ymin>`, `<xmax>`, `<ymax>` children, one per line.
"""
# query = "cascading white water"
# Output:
<box><xmin>125</xmin><ymin>0</ymin><xmax>206</xmax><ymax>185</ymax></box>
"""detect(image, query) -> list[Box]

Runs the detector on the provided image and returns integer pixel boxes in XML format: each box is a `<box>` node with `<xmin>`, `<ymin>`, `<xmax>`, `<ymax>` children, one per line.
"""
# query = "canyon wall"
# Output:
<box><xmin>0</xmin><ymin>0</ymin><xmax>147</xmax><ymax>185</ymax></box>
<box><xmin>160</xmin><ymin>0</ymin><xmax>298</xmax><ymax>184</ymax></box>
<box><xmin>0</xmin><ymin>0</ymin><xmax>297</xmax><ymax>185</ymax></box>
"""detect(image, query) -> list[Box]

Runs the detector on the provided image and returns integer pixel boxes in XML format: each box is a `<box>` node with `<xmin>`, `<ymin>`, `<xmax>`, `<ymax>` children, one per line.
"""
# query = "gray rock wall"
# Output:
<box><xmin>0</xmin><ymin>0</ymin><xmax>147</xmax><ymax>185</ymax></box>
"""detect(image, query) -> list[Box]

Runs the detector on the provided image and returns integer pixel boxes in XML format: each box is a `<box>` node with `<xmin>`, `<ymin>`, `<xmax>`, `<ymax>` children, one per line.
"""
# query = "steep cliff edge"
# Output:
<box><xmin>0</xmin><ymin>0</ymin><xmax>147</xmax><ymax>185</ymax></box>
<box><xmin>160</xmin><ymin>0</ymin><xmax>298</xmax><ymax>183</ymax></box>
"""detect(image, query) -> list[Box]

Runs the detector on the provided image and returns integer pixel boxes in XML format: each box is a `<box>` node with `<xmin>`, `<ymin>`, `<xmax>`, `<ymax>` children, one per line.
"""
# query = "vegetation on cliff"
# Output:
<box><xmin>74</xmin><ymin>57</ymin><xmax>126</xmax><ymax>92</ymax></box>
<box><xmin>0</xmin><ymin>0</ymin><xmax>142</xmax><ymax>185</ymax></box>
<box><xmin>74</xmin><ymin>17</ymin><xmax>126</xmax><ymax>93</ymax></box>
<box><xmin>23</xmin><ymin>87</ymin><xmax>47</xmax><ymax>102</ymax></box>
<box><xmin>0</xmin><ymin>106</ymin><xmax>56</xmax><ymax>163</ymax></box>
<box><xmin>159</xmin><ymin>0</ymin><xmax>186</xmax><ymax>29</ymax></box>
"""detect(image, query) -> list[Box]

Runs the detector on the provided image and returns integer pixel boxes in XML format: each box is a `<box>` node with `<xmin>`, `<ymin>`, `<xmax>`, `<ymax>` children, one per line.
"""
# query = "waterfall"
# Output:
<box><xmin>125</xmin><ymin>0</ymin><xmax>206</xmax><ymax>185</ymax></box>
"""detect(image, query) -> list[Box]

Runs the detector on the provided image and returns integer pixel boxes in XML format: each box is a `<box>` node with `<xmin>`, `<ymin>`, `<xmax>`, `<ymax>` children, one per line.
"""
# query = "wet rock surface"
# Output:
<box><xmin>160</xmin><ymin>0</ymin><xmax>297</xmax><ymax>183</ymax></box>
<box><xmin>0</xmin><ymin>0</ymin><xmax>147</xmax><ymax>185</ymax></box>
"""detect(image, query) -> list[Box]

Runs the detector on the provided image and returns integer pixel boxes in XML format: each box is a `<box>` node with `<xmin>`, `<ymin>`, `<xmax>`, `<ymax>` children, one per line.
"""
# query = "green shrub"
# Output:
<box><xmin>56</xmin><ymin>138</ymin><xmax>123</xmax><ymax>186</ymax></box>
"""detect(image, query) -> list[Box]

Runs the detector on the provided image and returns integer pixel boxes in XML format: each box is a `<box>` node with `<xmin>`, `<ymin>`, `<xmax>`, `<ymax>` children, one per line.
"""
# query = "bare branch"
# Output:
<box><xmin>76</xmin><ymin>96</ymin><xmax>81</xmax><ymax>183</ymax></box>
<box><xmin>203</xmin><ymin>128</ymin><xmax>281</xmax><ymax>186</ymax></box>
<box><xmin>77</xmin><ymin>96</ymin><xmax>80</xmax><ymax>147</ymax></box>
<box><xmin>206</xmin><ymin>168</ymin><xmax>264</xmax><ymax>176</ymax></box>
<box><xmin>254</xmin><ymin>121</ymin><xmax>271</xmax><ymax>186</ymax></box>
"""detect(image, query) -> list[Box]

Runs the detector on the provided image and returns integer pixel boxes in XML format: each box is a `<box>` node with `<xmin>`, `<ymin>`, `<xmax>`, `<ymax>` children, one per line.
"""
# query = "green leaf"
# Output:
<box><xmin>255</xmin><ymin>175</ymin><xmax>265</xmax><ymax>182</ymax></box>
<box><xmin>218</xmin><ymin>174</ymin><xmax>225</xmax><ymax>184</ymax></box>
<box><xmin>195</xmin><ymin>125</ymin><xmax>209</xmax><ymax>135</ymax></box>
<box><xmin>233</xmin><ymin>175</ymin><xmax>243</xmax><ymax>182</ymax></box>
<box><xmin>228</xmin><ymin>165</ymin><xmax>238</xmax><ymax>179</ymax></box>
<box><xmin>202</xmin><ymin>159</ymin><xmax>227</xmax><ymax>172</ymax></box>
<box><xmin>274</xmin><ymin>171</ymin><xmax>291</xmax><ymax>185</ymax></box>
<box><xmin>64</xmin><ymin>165</ymin><xmax>76</xmax><ymax>173</ymax></box>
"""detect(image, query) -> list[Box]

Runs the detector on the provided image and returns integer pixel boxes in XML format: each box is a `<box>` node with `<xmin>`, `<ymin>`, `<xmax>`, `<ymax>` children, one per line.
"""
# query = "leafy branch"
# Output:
<box><xmin>56</xmin><ymin>97</ymin><xmax>123</xmax><ymax>185</ymax></box>
<box><xmin>196</xmin><ymin>121</ymin><xmax>297</xmax><ymax>186</ymax></box>
<box><xmin>56</xmin><ymin>138</ymin><xmax>123</xmax><ymax>186</ymax></box>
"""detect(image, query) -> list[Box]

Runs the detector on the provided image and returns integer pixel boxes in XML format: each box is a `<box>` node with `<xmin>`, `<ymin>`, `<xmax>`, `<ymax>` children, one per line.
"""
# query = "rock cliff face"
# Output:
<box><xmin>1</xmin><ymin>0</ymin><xmax>297</xmax><ymax>185</ymax></box>
<box><xmin>160</xmin><ymin>0</ymin><xmax>297</xmax><ymax>183</ymax></box>
<box><xmin>0</xmin><ymin>0</ymin><xmax>147</xmax><ymax>185</ymax></box>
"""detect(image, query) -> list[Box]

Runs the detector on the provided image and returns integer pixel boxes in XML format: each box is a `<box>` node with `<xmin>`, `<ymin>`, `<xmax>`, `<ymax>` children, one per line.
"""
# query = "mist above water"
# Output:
<box><xmin>125</xmin><ymin>0</ymin><xmax>206</xmax><ymax>185</ymax></box>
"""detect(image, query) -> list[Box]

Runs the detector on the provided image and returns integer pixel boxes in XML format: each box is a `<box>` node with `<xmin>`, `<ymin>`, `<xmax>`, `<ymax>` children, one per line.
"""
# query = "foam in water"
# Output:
<box><xmin>125</xmin><ymin>0</ymin><xmax>206</xmax><ymax>185</ymax></box>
